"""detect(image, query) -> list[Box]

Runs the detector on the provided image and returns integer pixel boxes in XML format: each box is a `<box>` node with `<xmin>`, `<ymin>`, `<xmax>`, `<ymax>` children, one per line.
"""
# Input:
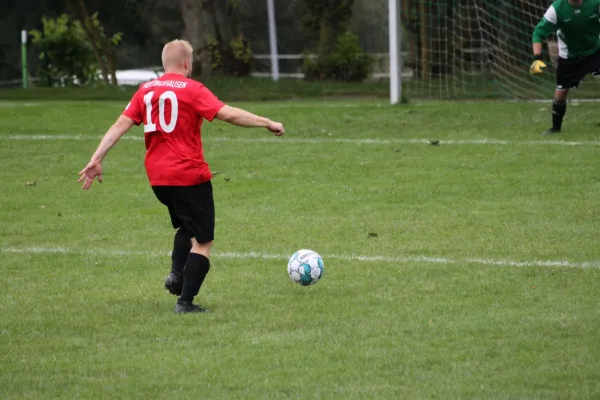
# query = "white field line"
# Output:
<box><xmin>0</xmin><ymin>102</ymin><xmax>41</xmax><ymax>108</ymax></box>
<box><xmin>1</xmin><ymin>246</ymin><xmax>598</xmax><ymax>269</ymax></box>
<box><xmin>2</xmin><ymin>134</ymin><xmax>600</xmax><ymax>147</ymax></box>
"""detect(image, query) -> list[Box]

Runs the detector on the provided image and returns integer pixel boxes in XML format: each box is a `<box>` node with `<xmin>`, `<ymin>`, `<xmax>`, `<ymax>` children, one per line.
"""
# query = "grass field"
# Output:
<box><xmin>2</xmin><ymin>73</ymin><xmax>600</xmax><ymax>102</ymax></box>
<box><xmin>1</xmin><ymin>98</ymin><xmax>600</xmax><ymax>399</ymax></box>
<box><xmin>0</xmin><ymin>78</ymin><xmax>390</xmax><ymax>102</ymax></box>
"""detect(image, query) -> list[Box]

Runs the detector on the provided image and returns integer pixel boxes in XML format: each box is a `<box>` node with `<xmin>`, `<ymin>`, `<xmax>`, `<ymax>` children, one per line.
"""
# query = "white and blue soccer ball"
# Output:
<box><xmin>287</xmin><ymin>249</ymin><xmax>324</xmax><ymax>286</ymax></box>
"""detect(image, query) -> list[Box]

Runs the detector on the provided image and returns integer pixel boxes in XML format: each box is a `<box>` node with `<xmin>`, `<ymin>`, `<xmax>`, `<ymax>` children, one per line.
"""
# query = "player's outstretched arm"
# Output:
<box><xmin>78</xmin><ymin>115</ymin><xmax>135</xmax><ymax>190</ymax></box>
<box><xmin>215</xmin><ymin>105</ymin><xmax>284</xmax><ymax>136</ymax></box>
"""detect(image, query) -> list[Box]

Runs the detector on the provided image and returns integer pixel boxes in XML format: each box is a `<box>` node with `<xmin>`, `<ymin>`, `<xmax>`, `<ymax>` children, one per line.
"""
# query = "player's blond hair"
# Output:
<box><xmin>162</xmin><ymin>39</ymin><xmax>194</xmax><ymax>69</ymax></box>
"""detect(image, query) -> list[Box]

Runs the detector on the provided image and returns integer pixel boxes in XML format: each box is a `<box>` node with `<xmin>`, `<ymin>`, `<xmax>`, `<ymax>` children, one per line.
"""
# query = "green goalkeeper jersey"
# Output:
<box><xmin>532</xmin><ymin>0</ymin><xmax>600</xmax><ymax>59</ymax></box>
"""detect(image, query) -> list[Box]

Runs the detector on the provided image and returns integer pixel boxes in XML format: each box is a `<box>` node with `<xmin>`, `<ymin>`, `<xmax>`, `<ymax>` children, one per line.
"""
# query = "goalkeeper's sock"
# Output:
<box><xmin>552</xmin><ymin>100</ymin><xmax>567</xmax><ymax>131</ymax></box>
<box><xmin>180</xmin><ymin>253</ymin><xmax>211</xmax><ymax>302</ymax></box>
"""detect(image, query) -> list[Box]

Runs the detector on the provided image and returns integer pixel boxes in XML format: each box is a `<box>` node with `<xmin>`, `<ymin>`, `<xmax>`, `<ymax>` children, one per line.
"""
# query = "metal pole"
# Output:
<box><xmin>21</xmin><ymin>30</ymin><xmax>28</xmax><ymax>89</ymax></box>
<box><xmin>388</xmin><ymin>0</ymin><xmax>402</xmax><ymax>104</ymax></box>
<box><xmin>266</xmin><ymin>0</ymin><xmax>280</xmax><ymax>81</ymax></box>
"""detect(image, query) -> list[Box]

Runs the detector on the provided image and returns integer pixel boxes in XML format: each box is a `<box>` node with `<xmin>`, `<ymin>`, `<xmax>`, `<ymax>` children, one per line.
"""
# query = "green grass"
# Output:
<box><xmin>3</xmin><ymin>73</ymin><xmax>600</xmax><ymax>102</ymax></box>
<box><xmin>1</xmin><ymin>99</ymin><xmax>600</xmax><ymax>399</ymax></box>
<box><xmin>0</xmin><ymin>77</ymin><xmax>389</xmax><ymax>102</ymax></box>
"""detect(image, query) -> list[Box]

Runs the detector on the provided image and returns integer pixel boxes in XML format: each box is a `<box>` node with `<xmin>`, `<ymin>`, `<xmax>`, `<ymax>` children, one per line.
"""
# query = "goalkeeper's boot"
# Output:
<box><xmin>164</xmin><ymin>272</ymin><xmax>183</xmax><ymax>296</ymax></box>
<box><xmin>593</xmin><ymin>69</ymin><xmax>600</xmax><ymax>78</ymax></box>
<box><xmin>175</xmin><ymin>299</ymin><xmax>209</xmax><ymax>313</ymax></box>
<box><xmin>542</xmin><ymin>127</ymin><xmax>561</xmax><ymax>135</ymax></box>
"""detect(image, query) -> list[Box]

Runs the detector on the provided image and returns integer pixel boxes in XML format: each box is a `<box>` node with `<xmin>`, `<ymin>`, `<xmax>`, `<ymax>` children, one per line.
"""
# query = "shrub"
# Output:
<box><xmin>30</xmin><ymin>14</ymin><xmax>98</xmax><ymax>86</ymax></box>
<box><xmin>303</xmin><ymin>31</ymin><xmax>373</xmax><ymax>82</ymax></box>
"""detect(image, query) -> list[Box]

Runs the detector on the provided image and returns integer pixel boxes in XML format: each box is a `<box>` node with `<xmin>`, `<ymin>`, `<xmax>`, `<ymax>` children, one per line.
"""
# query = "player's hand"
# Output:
<box><xmin>78</xmin><ymin>160</ymin><xmax>103</xmax><ymax>190</ymax></box>
<box><xmin>530</xmin><ymin>59</ymin><xmax>547</xmax><ymax>75</ymax></box>
<box><xmin>267</xmin><ymin>121</ymin><xmax>285</xmax><ymax>136</ymax></box>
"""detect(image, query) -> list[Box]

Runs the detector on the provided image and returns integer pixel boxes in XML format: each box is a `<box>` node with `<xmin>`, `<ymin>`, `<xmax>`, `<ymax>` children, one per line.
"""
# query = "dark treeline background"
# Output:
<box><xmin>0</xmin><ymin>0</ymin><xmax>389</xmax><ymax>82</ymax></box>
<box><xmin>0</xmin><ymin>0</ymin><xmax>547</xmax><ymax>85</ymax></box>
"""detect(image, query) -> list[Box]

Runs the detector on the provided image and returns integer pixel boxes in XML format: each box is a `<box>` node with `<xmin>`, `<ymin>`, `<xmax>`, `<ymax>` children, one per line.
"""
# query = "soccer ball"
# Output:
<box><xmin>287</xmin><ymin>249</ymin><xmax>324</xmax><ymax>286</ymax></box>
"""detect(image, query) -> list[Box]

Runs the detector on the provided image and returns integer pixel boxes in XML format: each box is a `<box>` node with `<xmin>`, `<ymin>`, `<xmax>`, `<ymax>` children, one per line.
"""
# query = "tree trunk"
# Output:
<box><xmin>180</xmin><ymin>0</ymin><xmax>200</xmax><ymax>49</ymax></box>
<box><xmin>199</xmin><ymin>0</ymin><xmax>218</xmax><ymax>78</ymax></box>
<box><xmin>212</xmin><ymin>0</ymin><xmax>235</xmax><ymax>46</ymax></box>
<box><xmin>212</xmin><ymin>0</ymin><xmax>236</xmax><ymax>74</ymax></box>
<box><xmin>180</xmin><ymin>0</ymin><xmax>212</xmax><ymax>77</ymax></box>
<box><xmin>107</xmin><ymin>48</ymin><xmax>117</xmax><ymax>85</ymax></box>
<box><xmin>67</xmin><ymin>0</ymin><xmax>119</xmax><ymax>85</ymax></box>
<box><xmin>66</xmin><ymin>0</ymin><xmax>110</xmax><ymax>84</ymax></box>
<box><xmin>82</xmin><ymin>29</ymin><xmax>110</xmax><ymax>84</ymax></box>
<box><xmin>318</xmin><ymin>14</ymin><xmax>336</xmax><ymax>58</ymax></box>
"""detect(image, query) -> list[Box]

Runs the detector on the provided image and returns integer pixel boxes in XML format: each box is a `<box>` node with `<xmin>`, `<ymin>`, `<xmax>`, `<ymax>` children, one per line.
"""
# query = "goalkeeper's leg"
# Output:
<box><xmin>590</xmin><ymin>50</ymin><xmax>600</xmax><ymax>78</ymax></box>
<box><xmin>545</xmin><ymin>56</ymin><xmax>581</xmax><ymax>135</ymax></box>
<box><xmin>545</xmin><ymin>89</ymin><xmax>568</xmax><ymax>135</ymax></box>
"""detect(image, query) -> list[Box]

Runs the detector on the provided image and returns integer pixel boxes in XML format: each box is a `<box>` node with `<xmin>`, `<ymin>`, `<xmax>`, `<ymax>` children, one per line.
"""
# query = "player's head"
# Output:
<box><xmin>567</xmin><ymin>0</ymin><xmax>583</xmax><ymax>5</ymax></box>
<box><xmin>162</xmin><ymin>40</ymin><xmax>194</xmax><ymax>78</ymax></box>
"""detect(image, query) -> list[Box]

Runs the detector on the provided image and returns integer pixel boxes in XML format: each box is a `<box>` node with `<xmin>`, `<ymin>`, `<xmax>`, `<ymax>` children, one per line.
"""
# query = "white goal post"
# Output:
<box><xmin>388</xmin><ymin>0</ymin><xmax>402</xmax><ymax>104</ymax></box>
<box><xmin>266</xmin><ymin>0</ymin><xmax>279</xmax><ymax>82</ymax></box>
<box><xmin>265</xmin><ymin>0</ymin><xmax>401</xmax><ymax>104</ymax></box>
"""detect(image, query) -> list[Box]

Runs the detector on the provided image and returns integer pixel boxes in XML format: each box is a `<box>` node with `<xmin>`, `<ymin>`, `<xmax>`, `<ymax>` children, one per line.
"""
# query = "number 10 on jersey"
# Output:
<box><xmin>143</xmin><ymin>91</ymin><xmax>179</xmax><ymax>133</ymax></box>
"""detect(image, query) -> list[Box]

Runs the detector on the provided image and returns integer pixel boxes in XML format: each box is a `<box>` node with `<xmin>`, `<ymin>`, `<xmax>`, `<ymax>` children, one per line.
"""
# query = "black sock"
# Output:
<box><xmin>171</xmin><ymin>227</ymin><xmax>192</xmax><ymax>277</ymax></box>
<box><xmin>552</xmin><ymin>100</ymin><xmax>567</xmax><ymax>130</ymax></box>
<box><xmin>180</xmin><ymin>253</ymin><xmax>211</xmax><ymax>302</ymax></box>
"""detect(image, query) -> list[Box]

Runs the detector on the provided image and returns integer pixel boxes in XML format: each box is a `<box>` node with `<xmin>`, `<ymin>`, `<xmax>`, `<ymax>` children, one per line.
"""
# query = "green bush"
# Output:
<box><xmin>30</xmin><ymin>14</ymin><xmax>99</xmax><ymax>86</ymax></box>
<box><xmin>228</xmin><ymin>34</ymin><xmax>252</xmax><ymax>77</ymax></box>
<box><xmin>207</xmin><ymin>33</ymin><xmax>253</xmax><ymax>77</ymax></box>
<box><xmin>303</xmin><ymin>31</ymin><xmax>373</xmax><ymax>83</ymax></box>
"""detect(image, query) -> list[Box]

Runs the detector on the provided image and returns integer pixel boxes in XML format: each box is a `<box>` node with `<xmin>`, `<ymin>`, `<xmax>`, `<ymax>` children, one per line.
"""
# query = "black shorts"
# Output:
<box><xmin>556</xmin><ymin>48</ymin><xmax>600</xmax><ymax>90</ymax></box>
<box><xmin>152</xmin><ymin>181</ymin><xmax>215</xmax><ymax>244</ymax></box>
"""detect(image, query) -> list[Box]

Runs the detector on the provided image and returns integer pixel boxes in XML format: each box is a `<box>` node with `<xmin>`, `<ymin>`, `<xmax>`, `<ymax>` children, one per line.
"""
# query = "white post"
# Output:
<box><xmin>21</xmin><ymin>30</ymin><xmax>28</xmax><ymax>89</ymax></box>
<box><xmin>266</xmin><ymin>0</ymin><xmax>280</xmax><ymax>81</ymax></box>
<box><xmin>388</xmin><ymin>0</ymin><xmax>402</xmax><ymax>104</ymax></box>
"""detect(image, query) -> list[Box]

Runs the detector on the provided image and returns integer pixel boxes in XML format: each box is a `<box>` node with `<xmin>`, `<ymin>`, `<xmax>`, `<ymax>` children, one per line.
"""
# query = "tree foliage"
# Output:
<box><xmin>300</xmin><ymin>0</ymin><xmax>372</xmax><ymax>82</ymax></box>
<box><xmin>180</xmin><ymin>0</ymin><xmax>252</xmax><ymax>78</ymax></box>
<box><xmin>300</xmin><ymin>0</ymin><xmax>355</xmax><ymax>54</ymax></box>
<box><xmin>29</xmin><ymin>14</ymin><xmax>98</xmax><ymax>86</ymax></box>
<box><xmin>66</xmin><ymin>0</ymin><xmax>122</xmax><ymax>85</ymax></box>
<box><xmin>1</xmin><ymin>0</ymin><xmax>389</xmax><ymax>83</ymax></box>
<box><xmin>29</xmin><ymin>10</ymin><xmax>121</xmax><ymax>86</ymax></box>
<box><xmin>304</xmin><ymin>30</ymin><xmax>373</xmax><ymax>82</ymax></box>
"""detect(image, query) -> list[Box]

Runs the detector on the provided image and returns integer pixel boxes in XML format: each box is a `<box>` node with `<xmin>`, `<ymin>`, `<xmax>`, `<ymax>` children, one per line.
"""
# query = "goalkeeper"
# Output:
<box><xmin>531</xmin><ymin>0</ymin><xmax>600</xmax><ymax>134</ymax></box>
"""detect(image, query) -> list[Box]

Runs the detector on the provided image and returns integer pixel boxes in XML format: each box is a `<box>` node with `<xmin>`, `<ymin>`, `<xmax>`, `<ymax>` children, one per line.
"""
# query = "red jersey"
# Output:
<box><xmin>122</xmin><ymin>73</ymin><xmax>225</xmax><ymax>186</ymax></box>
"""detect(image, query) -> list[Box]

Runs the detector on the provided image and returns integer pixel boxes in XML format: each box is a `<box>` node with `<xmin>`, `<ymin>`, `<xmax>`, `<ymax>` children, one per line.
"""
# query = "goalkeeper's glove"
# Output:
<box><xmin>530</xmin><ymin>55</ymin><xmax>547</xmax><ymax>75</ymax></box>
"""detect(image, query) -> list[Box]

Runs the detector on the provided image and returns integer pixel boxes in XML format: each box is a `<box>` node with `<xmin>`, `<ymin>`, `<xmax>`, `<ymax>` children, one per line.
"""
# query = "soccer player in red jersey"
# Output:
<box><xmin>78</xmin><ymin>40</ymin><xmax>285</xmax><ymax>313</ymax></box>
